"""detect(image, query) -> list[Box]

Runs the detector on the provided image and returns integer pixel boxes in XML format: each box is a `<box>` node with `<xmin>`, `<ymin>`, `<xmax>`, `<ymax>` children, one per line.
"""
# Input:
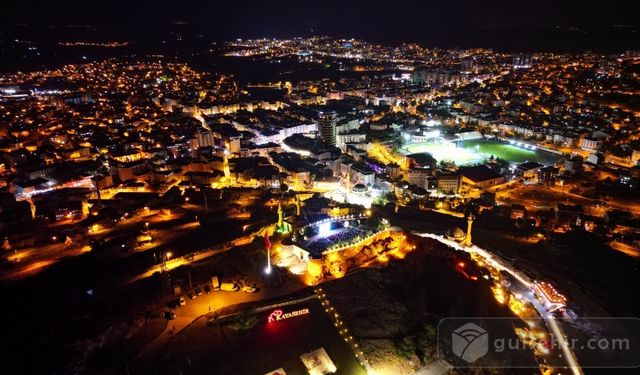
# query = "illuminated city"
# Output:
<box><xmin>2</xmin><ymin>1</ymin><xmax>640</xmax><ymax>375</ymax></box>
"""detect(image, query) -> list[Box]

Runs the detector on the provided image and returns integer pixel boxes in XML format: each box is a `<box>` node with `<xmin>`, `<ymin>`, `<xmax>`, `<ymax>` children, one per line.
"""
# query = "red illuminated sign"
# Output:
<box><xmin>268</xmin><ymin>308</ymin><xmax>310</xmax><ymax>323</ymax></box>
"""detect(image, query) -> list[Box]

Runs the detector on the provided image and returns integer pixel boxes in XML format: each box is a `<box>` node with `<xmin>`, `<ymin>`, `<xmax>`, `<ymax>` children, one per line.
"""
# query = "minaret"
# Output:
<box><xmin>93</xmin><ymin>177</ymin><xmax>102</xmax><ymax>203</ymax></box>
<box><xmin>295</xmin><ymin>195</ymin><xmax>301</xmax><ymax>217</ymax></box>
<box><xmin>464</xmin><ymin>214</ymin><xmax>474</xmax><ymax>247</ymax></box>
<box><xmin>277</xmin><ymin>200</ymin><xmax>284</xmax><ymax>229</ymax></box>
<box><xmin>346</xmin><ymin>172</ymin><xmax>351</xmax><ymax>192</ymax></box>
<box><xmin>344</xmin><ymin>172</ymin><xmax>351</xmax><ymax>204</ymax></box>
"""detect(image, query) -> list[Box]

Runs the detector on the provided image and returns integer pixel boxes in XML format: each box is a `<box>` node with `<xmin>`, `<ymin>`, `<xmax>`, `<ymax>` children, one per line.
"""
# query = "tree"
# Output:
<box><xmin>395</xmin><ymin>336</ymin><xmax>417</xmax><ymax>359</ymax></box>
<box><xmin>416</xmin><ymin>324</ymin><xmax>438</xmax><ymax>362</ymax></box>
<box><xmin>373</xmin><ymin>195</ymin><xmax>388</xmax><ymax>206</ymax></box>
<box><xmin>230</xmin><ymin>308</ymin><xmax>258</xmax><ymax>332</ymax></box>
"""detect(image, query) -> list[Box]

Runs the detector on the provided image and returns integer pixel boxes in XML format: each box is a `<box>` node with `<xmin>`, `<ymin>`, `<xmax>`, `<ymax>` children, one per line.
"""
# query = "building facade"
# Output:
<box><xmin>317</xmin><ymin>111</ymin><xmax>337</xmax><ymax>146</ymax></box>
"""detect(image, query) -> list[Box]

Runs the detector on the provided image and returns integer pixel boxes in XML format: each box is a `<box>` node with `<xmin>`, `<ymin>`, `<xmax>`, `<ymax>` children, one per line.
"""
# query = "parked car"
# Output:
<box><xmin>195</xmin><ymin>287</ymin><xmax>203</xmax><ymax>296</ymax></box>
<box><xmin>164</xmin><ymin>310</ymin><xmax>176</xmax><ymax>320</ymax></box>
<box><xmin>179</xmin><ymin>297</ymin><xmax>186</xmax><ymax>306</ymax></box>
<box><xmin>220</xmin><ymin>282</ymin><xmax>240</xmax><ymax>292</ymax></box>
<box><xmin>241</xmin><ymin>285</ymin><xmax>258</xmax><ymax>293</ymax></box>
<box><xmin>204</xmin><ymin>285</ymin><xmax>211</xmax><ymax>294</ymax></box>
<box><xmin>188</xmin><ymin>291</ymin><xmax>196</xmax><ymax>299</ymax></box>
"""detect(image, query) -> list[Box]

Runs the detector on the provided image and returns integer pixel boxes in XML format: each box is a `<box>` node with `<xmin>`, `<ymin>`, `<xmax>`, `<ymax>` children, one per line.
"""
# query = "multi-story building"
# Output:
<box><xmin>538</xmin><ymin>166</ymin><xmax>559</xmax><ymax>184</ymax></box>
<box><xmin>317</xmin><ymin>111</ymin><xmax>337</xmax><ymax>146</ymax></box>
<box><xmin>437</xmin><ymin>172</ymin><xmax>461</xmax><ymax>194</ymax></box>
<box><xmin>564</xmin><ymin>155</ymin><xmax>583</xmax><ymax>174</ymax></box>
<box><xmin>407</xmin><ymin>168</ymin><xmax>432</xmax><ymax>189</ymax></box>
<box><xmin>586</xmin><ymin>153</ymin><xmax>605</xmax><ymax>165</ymax></box>
<box><xmin>459</xmin><ymin>165</ymin><xmax>505</xmax><ymax>189</ymax></box>
<box><xmin>336</xmin><ymin>131</ymin><xmax>366</xmax><ymax>149</ymax></box>
<box><xmin>631</xmin><ymin>148</ymin><xmax>640</xmax><ymax>165</ymax></box>
<box><xmin>581</xmin><ymin>137</ymin><xmax>602</xmax><ymax>151</ymax></box>
<box><xmin>350</xmin><ymin>162</ymin><xmax>375</xmax><ymax>187</ymax></box>
<box><xmin>514</xmin><ymin>161</ymin><xmax>543</xmax><ymax>179</ymax></box>
<box><xmin>194</xmin><ymin>130</ymin><xmax>215</xmax><ymax>148</ymax></box>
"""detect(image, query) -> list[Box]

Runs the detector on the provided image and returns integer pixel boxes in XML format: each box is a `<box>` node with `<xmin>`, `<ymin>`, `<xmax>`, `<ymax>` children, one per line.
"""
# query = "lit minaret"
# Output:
<box><xmin>345</xmin><ymin>171</ymin><xmax>351</xmax><ymax>191</ymax></box>
<box><xmin>277</xmin><ymin>200</ymin><xmax>284</xmax><ymax>229</ymax></box>
<box><xmin>344</xmin><ymin>172</ymin><xmax>351</xmax><ymax>204</ymax></box>
<box><xmin>464</xmin><ymin>213</ymin><xmax>474</xmax><ymax>247</ymax></box>
<box><xmin>295</xmin><ymin>195</ymin><xmax>301</xmax><ymax>216</ymax></box>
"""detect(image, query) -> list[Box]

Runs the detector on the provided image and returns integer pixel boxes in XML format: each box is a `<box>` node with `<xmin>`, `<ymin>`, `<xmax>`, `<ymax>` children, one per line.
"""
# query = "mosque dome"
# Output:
<box><xmin>446</xmin><ymin>226</ymin><xmax>466</xmax><ymax>242</ymax></box>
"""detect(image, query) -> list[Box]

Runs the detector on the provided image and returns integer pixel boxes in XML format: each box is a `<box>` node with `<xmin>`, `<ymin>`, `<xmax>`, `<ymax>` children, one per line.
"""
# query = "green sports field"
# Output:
<box><xmin>401</xmin><ymin>139</ymin><xmax>559</xmax><ymax>165</ymax></box>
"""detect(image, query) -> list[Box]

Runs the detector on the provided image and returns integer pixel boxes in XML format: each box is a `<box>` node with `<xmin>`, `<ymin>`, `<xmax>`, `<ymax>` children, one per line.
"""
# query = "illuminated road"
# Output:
<box><xmin>608</xmin><ymin>241</ymin><xmax>640</xmax><ymax>258</ymax></box>
<box><xmin>124</xmin><ymin>233</ymin><xmax>256</xmax><ymax>285</ymax></box>
<box><xmin>546</xmin><ymin>186</ymin><xmax>640</xmax><ymax>216</ymax></box>
<box><xmin>0</xmin><ymin>207</ymin><xmax>194</xmax><ymax>281</ymax></box>
<box><xmin>1</xmin><ymin>242</ymin><xmax>91</xmax><ymax>281</ymax></box>
<box><xmin>414</xmin><ymin>232</ymin><xmax>583</xmax><ymax>375</ymax></box>
<box><xmin>495</xmin><ymin>183</ymin><xmax>640</xmax><ymax>217</ymax></box>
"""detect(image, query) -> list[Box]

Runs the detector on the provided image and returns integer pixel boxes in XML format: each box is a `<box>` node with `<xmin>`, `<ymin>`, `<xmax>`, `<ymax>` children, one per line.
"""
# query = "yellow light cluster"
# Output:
<box><xmin>315</xmin><ymin>287</ymin><xmax>372</xmax><ymax>373</ymax></box>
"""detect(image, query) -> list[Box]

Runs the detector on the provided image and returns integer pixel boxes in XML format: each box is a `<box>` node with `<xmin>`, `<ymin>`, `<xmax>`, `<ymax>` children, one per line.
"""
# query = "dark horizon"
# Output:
<box><xmin>3</xmin><ymin>0</ymin><xmax>640</xmax><ymax>52</ymax></box>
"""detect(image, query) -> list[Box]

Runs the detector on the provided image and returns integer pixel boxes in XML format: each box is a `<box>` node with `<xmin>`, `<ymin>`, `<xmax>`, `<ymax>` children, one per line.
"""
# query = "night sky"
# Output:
<box><xmin>4</xmin><ymin>0</ymin><xmax>640</xmax><ymax>50</ymax></box>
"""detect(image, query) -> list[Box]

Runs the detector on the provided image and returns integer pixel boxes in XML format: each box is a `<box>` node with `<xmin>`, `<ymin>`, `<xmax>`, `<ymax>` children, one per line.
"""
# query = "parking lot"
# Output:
<box><xmin>146</xmin><ymin>297</ymin><xmax>366</xmax><ymax>375</ymax></box>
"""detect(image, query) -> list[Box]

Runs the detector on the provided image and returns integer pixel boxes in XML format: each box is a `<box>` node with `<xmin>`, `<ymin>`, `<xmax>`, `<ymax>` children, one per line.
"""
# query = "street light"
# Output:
<box><xmin>162</xmin><ymin>251</ymin><xmax>173</xmax><ymax>272</ymax></box>
<box><xmin>264</xmin><ymin>242</ymin><xmax>272</xmax><ymax>275</ymax></box>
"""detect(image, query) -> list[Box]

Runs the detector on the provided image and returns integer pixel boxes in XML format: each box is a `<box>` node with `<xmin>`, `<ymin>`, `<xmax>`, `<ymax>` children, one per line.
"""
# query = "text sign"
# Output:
<box><xmin>268</xmin><ymin>308</ymin><xmax>310</xmax><ymax>323</ymax></box>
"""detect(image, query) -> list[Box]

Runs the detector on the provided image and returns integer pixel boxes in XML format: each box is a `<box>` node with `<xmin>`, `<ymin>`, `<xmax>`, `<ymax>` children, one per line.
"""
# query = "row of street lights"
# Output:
<box><xmin>315</xmin><ymin>287</ymin><xmax>376</xmax><ymax>374</ymax></box>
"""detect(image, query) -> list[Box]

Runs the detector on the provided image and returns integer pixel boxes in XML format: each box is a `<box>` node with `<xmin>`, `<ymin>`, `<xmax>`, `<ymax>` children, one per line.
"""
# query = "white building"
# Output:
<box><xmin>407</xmin><ymin>168</ymin><xmax>431</xmax><ymax>189</ymax></box>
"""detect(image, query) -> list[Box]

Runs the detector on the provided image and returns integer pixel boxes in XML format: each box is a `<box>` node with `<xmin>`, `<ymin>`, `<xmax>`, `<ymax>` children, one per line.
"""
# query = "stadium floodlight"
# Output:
<box><xmin>319</xmin><ymin>222</ymin><xmax>332</xmax><ymax>237</ymax></box>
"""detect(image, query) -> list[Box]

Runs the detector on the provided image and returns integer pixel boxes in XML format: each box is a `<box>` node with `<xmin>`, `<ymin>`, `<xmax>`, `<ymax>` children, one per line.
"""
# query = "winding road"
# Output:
<box><xmin>414</xmin><ymin>232</ymin><xmax>583</xmax><ymax>375</ymax></box>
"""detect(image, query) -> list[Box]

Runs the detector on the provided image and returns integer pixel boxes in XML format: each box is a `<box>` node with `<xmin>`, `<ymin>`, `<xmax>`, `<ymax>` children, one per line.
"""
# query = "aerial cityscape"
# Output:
<box><xmin>2</xmin><ymin>1</ymin><xmax>640</xmax><ymax>375</ymax></box>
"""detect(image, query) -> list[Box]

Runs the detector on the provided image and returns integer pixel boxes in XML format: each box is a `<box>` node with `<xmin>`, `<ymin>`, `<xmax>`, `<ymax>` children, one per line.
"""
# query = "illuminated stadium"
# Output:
<box><xmin>401</xmin><ymin>137</ymin><xmax>559</xmax><ymax>166</ymax></box>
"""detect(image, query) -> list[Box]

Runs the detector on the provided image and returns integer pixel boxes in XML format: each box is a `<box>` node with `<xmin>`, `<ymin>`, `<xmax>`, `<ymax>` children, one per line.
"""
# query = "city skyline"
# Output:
<box><xmin>3</xmin><ymin>1</ymin><xmax>640</xmax><ymax>52</ymax></box>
